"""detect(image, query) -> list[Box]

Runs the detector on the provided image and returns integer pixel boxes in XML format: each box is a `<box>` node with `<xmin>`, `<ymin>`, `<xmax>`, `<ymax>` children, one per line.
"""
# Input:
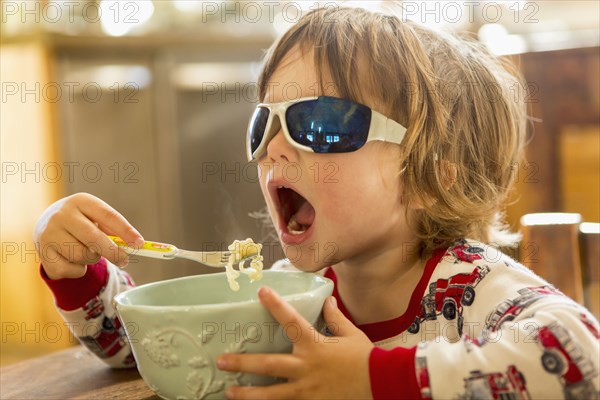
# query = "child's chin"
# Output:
<box><xmin>285</xmin><ymin>255</ymin><xmax>331</xmax><ymax>272</ymax></box>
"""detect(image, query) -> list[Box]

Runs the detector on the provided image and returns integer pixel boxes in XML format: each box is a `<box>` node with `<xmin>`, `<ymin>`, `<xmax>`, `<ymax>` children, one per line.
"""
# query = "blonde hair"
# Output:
<box><xmin>258</xmin><ymin>7</ymin><xmax>527</xmax><ymax>252</ymax></box>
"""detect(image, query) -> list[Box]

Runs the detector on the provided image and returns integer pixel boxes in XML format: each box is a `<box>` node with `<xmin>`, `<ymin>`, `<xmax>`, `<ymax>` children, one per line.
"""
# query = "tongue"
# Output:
<box><xmin>293</xmin><ymin>200</ymin><xmax>315</xmax><ymax>227</ymax></box>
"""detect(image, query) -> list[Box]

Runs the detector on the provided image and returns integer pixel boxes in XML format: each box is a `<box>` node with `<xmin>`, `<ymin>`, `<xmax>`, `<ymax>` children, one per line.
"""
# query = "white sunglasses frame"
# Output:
<box><xmin>246</xmin><ymin>96</ymin><xmax>408</xmax><ymax>161</ymax></box>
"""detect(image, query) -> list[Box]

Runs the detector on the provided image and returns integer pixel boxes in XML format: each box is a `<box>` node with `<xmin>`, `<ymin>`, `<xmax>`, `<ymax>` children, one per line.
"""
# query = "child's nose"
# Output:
<box><xmin>265</xmin><ymin>121</ymin><xmax>298</xmax><ymax>163</ymax></box>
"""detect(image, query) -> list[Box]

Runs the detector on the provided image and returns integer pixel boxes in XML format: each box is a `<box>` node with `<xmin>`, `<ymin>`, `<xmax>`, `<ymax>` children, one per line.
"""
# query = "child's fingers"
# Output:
<box><xmin>258</xmin><ymin>287</ymin><xmax>313</xmax><ymax>342</ymax></box>
<box><xmin>42</xmin><ymin>244</ymin><xmax>88</xmax><ymax>280</ymax></box>
<box><xmin>66</xmin><ymin>215</ymin><xmax>129</xmax><ymax>267</ymax></box>
<box><xmin>50</xmin><ymin>230</ymin><xmax>102</xmax><ymax>266</ymax></box>
<box><xmin>68</xmin><ymin>237</ymin><xmax>103</xmax><ymax>266</ymax></box>
<box><xmin>95</xmin><ymin>222</ymin><xmax>117</xmax><ymax>237</ymax></box>
<box><xmin>38</xmin><ymin>228</ymin><xmax>100</xmax><ymax>266</ymax></box>
<box><xmin>322</xmin><ymin>296</ymin><xmax>357</xmax><ymax>337</ymax></box>
<box><xmin>217</xmin><ymin>353</ymin><xmax>302</xmax><ymax>379</ymax></box>
<box><xmin>75</xmin><ymin>193</ymin><xmax>143</xmax><ymax>247</ymax></box>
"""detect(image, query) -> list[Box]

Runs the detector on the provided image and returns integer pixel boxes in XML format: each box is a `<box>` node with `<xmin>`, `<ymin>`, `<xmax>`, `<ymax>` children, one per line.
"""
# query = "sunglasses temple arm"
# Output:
<box><xmin>369</xmin><ymin>112</ymin><xmax>408</xmax><ymax>145</ymax></box>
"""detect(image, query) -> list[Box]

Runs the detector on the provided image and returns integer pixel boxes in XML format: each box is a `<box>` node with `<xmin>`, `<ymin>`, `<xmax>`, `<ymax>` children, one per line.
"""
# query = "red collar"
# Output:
<box><xmin>324</xmin><ymin>247</ymin><xmax>446</xmax><ymax>342</ymax></box>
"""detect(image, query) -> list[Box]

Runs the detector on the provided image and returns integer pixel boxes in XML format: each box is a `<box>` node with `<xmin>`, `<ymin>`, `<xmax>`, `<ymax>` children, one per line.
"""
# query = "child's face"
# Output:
<box><xmin>257</xmin><ymin>47</ymin><xmax>417</xmax><ymax>271</ymax></box>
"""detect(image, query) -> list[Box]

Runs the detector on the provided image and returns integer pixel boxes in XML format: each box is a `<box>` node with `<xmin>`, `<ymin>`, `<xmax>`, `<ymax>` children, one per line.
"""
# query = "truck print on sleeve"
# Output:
<box><xmin>536</xmin><ymin>322</ymin><xmax>599</xmax><ymax>399</ymax></box>
<box><xmin>484</xmin><ymin>286</ymin><xmax>564</xmax><ymax>332</ymax></box>
<box><xmin>408</xmin><ymin>266</ymin><xmax>490</xmax><ymax>335</ymax></box>
<box><xmin>416</xmin><ymin>356</ymin><xmax>432</xmax><ymax>400</ymax></box>
<box><xmin>461</xmin><ymin>365</ymin><xmax>531</xmax><ymax>400</ymax></box>
<box><xmin>78</xmin><ymin>315</ymin><xmax>131</xmax><ymax>362</ymax></box>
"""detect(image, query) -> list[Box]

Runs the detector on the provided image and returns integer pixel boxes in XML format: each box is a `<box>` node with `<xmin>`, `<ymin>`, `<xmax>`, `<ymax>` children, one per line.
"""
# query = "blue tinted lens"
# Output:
<box><xmin>286</xmin><ymin>97</ymin><xmax>371</xmax><ymax>153</ymax></box>
<box><xmin>248</xmin><ymin>107</ymin><xmax>270</xmax><ymax>155</ymax></box>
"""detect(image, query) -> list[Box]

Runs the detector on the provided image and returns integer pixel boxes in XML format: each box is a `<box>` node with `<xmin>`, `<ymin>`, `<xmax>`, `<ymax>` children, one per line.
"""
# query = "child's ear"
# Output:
<box><xmin>439</xmin><ymin>160</ymin><xmax>458</xmax><ymax>191</ymax></box>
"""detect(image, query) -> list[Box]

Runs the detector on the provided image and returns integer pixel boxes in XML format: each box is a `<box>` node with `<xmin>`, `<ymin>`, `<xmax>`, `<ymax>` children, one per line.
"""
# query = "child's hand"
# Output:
<box><xmin>34</xmin><ymin>193</ymin><xmax>144</xmax><ymax>280</ymax></box>
<box><xmin>217</xmin><ymin>287</ymin><xmax>374</xmax><ymax>400</ymax></box>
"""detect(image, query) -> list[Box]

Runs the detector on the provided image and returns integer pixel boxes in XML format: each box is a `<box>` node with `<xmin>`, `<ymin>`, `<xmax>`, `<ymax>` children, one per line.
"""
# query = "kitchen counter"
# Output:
<box><xmin>0</xmin><ymin>346</ymin><xmax>158</xmax><ymax>399</ymax></box>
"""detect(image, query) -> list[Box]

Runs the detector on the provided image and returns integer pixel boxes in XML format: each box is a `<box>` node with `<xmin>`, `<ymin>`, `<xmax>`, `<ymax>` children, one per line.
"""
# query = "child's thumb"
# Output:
<box><xmin>323</xmin><ymin>296</ymin><xmax>356</xmax><ymax>337</ymax></box>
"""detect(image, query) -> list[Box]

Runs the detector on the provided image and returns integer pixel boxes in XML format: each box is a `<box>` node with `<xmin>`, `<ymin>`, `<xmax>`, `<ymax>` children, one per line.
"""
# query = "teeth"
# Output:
<box><xmin>287</xmin><ymin>214</ymin><xmax>300</xmax><ymax>230</ymax></box>
<box><xmin>287</xmin><ymin>214</ymin><xmax>307</xmax><ymax>235</ymax></box>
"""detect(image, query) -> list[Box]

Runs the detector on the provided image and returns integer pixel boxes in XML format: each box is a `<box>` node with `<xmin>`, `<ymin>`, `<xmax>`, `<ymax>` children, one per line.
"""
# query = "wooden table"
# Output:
<box><xmin>0</xmin><ymin>346</ymin><xmax>159</xmax><ymax>399</ymax></box>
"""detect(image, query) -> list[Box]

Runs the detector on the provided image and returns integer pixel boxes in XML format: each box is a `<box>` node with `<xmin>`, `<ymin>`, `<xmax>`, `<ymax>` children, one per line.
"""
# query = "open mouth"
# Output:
<box><xmin>276</xmin><ymin>186</ymin><xmax>315</xmax><ymax>235</ymax></box>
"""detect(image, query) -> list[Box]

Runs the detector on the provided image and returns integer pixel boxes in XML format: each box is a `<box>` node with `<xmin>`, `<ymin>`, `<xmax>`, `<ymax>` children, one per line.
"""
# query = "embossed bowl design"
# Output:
<box><xmin>114</xmin><ymin>270</ymin><xmax>333</xmax><ymax>400</ymax></box>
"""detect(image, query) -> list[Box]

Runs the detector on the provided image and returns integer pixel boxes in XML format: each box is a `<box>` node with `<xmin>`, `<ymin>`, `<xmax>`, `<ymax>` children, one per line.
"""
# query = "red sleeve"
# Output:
<box><xmin>40</xmin><ymin>258</ymin><xmax>109</xmax><ymax>311</ymax></box>
<box><xmin>369</xmin><ymin>346</ymin><xmax>421</xmax><ymax>400</ymax></box>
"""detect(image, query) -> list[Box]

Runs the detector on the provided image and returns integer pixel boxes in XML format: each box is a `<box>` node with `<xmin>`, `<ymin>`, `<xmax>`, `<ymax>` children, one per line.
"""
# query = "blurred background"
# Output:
<box><xmin>1</xmin><ymin>0</ymin><xmax>598</xmax><ymax>366</ymax></box>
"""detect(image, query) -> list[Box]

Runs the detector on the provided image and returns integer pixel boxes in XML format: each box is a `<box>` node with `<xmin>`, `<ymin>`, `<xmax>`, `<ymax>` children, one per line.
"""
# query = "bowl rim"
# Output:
<box><xmin>113</xmin><ymin>270</ymin><xmax>333</xmax><ymax>311</ymax></box>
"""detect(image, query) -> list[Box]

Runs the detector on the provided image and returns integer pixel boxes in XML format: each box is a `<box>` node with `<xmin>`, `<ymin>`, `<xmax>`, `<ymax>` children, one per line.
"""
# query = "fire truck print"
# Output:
<box><xmin>461</xmin><ymin>365</ymin><xmax>531</xmax><ymax>400</ymax></box>
<box><xmin>448</xmin><ymin>240</ymin><xmax>485</xmax><ymax>264</ymax></box>
<box><xmin>484</xmin><ymin>286</ymin><xmax>563</xmax><ymax>332</ymax></box>
<box><xmin>79</xmin><ymin>315</ymin><xmax>128</xmax><ymax>360</ymax></box>
<box><xmin>408</xmin><ymin>266</ymin><xmax>490</xmax><ymax>334</ymax></box>
<box><xmin>536</xmin><ymin>322</ymin><xmax>599</xmax><ymax>399</ymax></box>
<box><xmin>416</xmin><ymin>356</ymin><xmax>432</xmax><ymax>400</ymax></box>
<box><xmin>83</xmin><ymin>296</ymin><xmax>105</xmax><ymax>321</ymax></box>
<box><xmin>462</xmin><ymin>333</ymin><xmax>490</xmax><ymax>353</ymax></box>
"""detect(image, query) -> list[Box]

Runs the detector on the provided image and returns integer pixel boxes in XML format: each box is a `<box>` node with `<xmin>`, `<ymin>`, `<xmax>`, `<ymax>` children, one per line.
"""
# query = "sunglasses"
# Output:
<box><xmin>246</xmin><ymin>96</ymin><xmax>407</xmax><ymax>161</ymax></box>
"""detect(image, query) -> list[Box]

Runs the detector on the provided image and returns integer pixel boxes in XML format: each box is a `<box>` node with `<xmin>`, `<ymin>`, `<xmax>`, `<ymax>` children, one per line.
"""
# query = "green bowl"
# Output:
<box><xmin>114</xmin><ymin>270</ymin><xmax>333</xmax><ymax>400</ymax></box>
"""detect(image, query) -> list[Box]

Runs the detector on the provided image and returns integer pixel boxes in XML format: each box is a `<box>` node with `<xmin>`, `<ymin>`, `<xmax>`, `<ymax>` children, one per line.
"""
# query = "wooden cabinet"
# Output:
<box><xmin>507</xmin><ymin>46</ymin><xmax>600</xmax><ymax>227</ymax></box>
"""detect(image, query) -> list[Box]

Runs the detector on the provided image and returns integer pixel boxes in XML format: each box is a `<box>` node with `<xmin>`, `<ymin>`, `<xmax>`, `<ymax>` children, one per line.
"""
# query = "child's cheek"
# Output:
<box><xmin>315</xmin><ymin>183</ymin><xmax>346</xmax><ymax>221</ymax></box>
<box><xmin>313</xmin><ymin>169</ymin><xmax>364</xmax><ymax>225</ymax></box>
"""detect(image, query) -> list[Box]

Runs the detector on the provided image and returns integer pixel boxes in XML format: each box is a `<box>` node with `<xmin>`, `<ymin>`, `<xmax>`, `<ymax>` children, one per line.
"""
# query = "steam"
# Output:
<box><xmin>248</xmin><ymin>206</ymin><xmax>278</xmax><ymax>243</ymax></box>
